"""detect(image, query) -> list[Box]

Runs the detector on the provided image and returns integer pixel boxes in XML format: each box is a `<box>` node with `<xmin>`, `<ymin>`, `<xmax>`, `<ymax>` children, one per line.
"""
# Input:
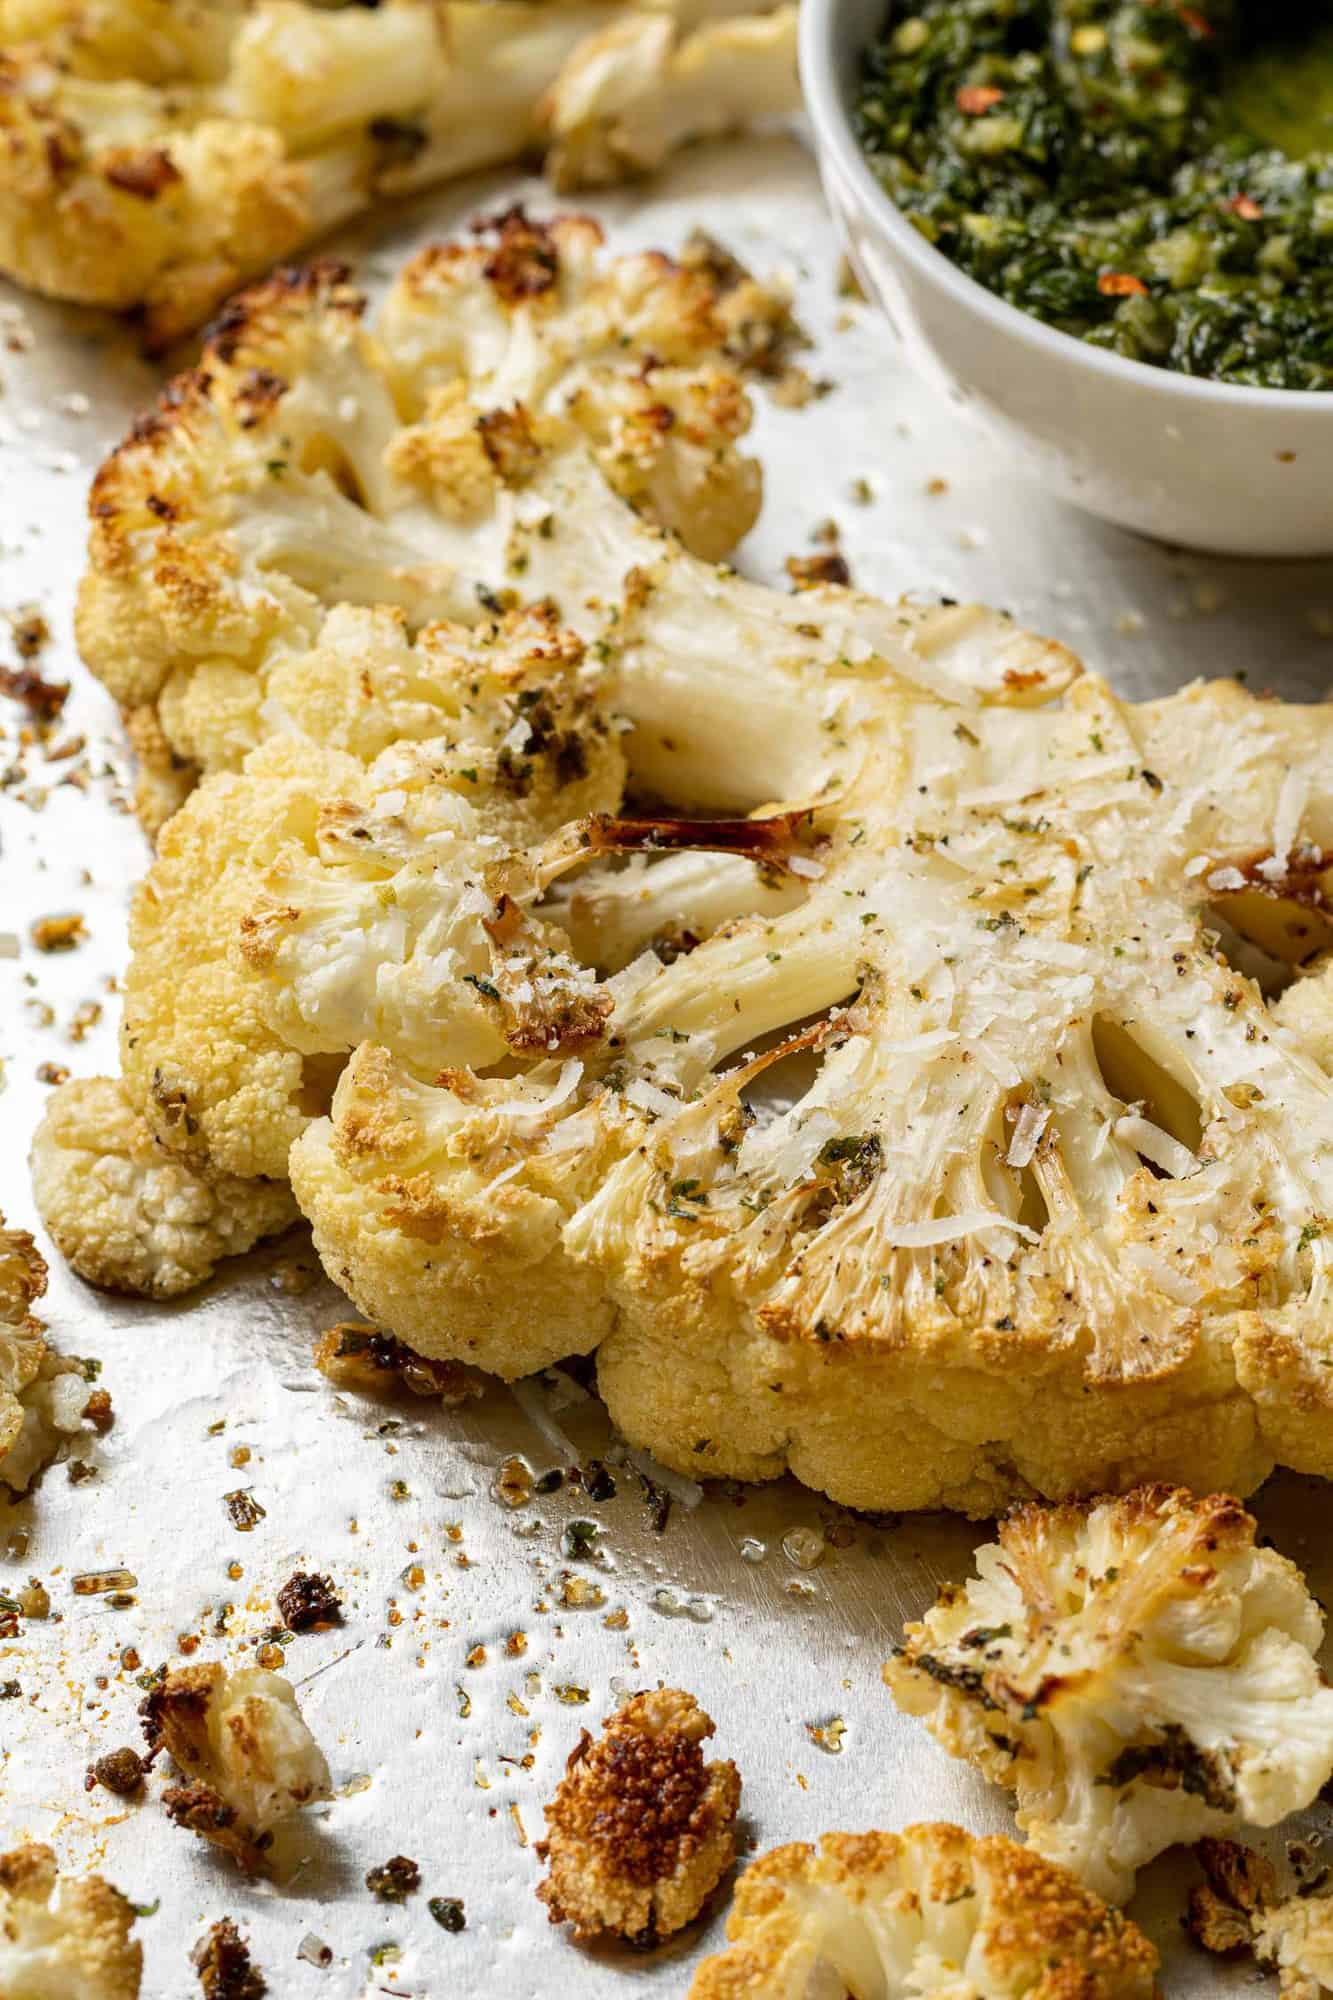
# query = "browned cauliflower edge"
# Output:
<box><xmin>140</xmin><ymin>1660</ymin><xmax>332</xmax><ymax>1871</ymax></box>
<box><xmin>1188</xmin><ymin>1838</ymin><xmax>1333</xmax><ymax>1997</ymax></box>
<box><xmin>0</xmin><ymin>1842</ymin><xmax>143</xmax><ymax>2000</ymax></box>
<box><xmin>536</xmin><ymin>1688</ymin><xmax>740</xmax><ymax>1943</ymax></box>
<box><xmin>0</xmin><ymin>1216</ymin><xmax>105</xmax><ymax>1494</ymax></box>
<box><xmin>688</xmin><ymin>1821</ymin><xmax>1160</xmax><ymax>1999</ymax></box>
<box><xmin>30</xmin><ymin>1075</ymin><xmax>298</xmax><ymax>1298</ymax></box>
<box><xmin>883</xmin><ymin>1487</ymin><xmax>1333</xmax><ymax>1905</ymax></box>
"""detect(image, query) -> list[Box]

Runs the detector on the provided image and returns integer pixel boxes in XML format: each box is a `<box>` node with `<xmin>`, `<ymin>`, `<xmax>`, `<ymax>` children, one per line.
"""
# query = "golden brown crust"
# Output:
<box><xmin>884</xmin><ymin>1486</ymin><xmax>1333</xmax><ymax>1905</ymax></box>
<box><xmin>537</xmin><ymin>1689</ymin><xmax>740</xmax><ymax>1942</ymax></box>
<box><xmin>690</xmin><ymin>1822</ymin><xmax>1159</xmax><ymax>1998</ymax></box>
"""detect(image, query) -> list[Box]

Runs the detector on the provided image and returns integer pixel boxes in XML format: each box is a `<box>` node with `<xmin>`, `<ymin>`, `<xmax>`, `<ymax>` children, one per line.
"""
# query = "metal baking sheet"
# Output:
<box><xmin>2</xmin><ymin>130</ymin><xmax>1332</xmax><ymax>1999</ymax></box>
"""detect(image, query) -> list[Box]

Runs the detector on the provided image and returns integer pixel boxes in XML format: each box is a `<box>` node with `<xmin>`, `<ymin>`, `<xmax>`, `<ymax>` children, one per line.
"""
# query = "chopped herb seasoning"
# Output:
<box><xmin>429</xmin><ymin>1896</ymin><xmax>467</xmax><ymax>1932</ymax></box>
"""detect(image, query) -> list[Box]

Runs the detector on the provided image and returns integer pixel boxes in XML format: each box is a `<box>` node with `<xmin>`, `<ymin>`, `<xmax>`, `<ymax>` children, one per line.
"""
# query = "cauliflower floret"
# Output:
<box><xmin>0</xmin><ymin>0</ymin><xmax>799</xmax><ymax>341</ymax></box>
<box><xmin>0</xmin><ymin>1218</ymin><xmax>103</xmax><ymax>1495</ymax></box>
<box><xmin>0</xmin><ymin>1844</ymin><xmax>142</xmax><ymax>2000</ymax></box>
<box><xmin>292</xmin><ymin>1043</ymin><xmax>624</xmax><ymax>1377</ymax></box>
<box><xmin>115</xmin><ymin>736</ymin><xmax>361</xmax><ymax>1181</ymax></box>
<box><xmin>109</xmin><ymin>608</ymin><xmax>622</xmax><ymax>1184</ymax></box>
<box><xmin>292</xmin><ymin>667</ymin><xmax>1333</xmax><ymax>1505</ymax></box>
<box><xmin>536</xmin><ymin>1689</ymin><xmax>740</xmax><ymax>1943</ymax></box>
<box><xmin>29</xmin><ymin>1075</ymin><xmax>298</xmax><ymax>1297</ymax></box>
<box><xmin>688</xmin><ymin>1821</ymin><xmax>1159</xmax><ymax>1999</ymax></box>
<box><xmin>1188</xmin><ymin>1838</ymin><xmax>1333</xmax><ymax>1998</ymax></box>
<box><xmin>140</xmin><ymin>1661</ymin><xmax>332</xmax><ymax>1870</ymax></box>
<box><xmin>76</xmin><ymin>213</ymin><xmax>783</xmax><ymax>813</ymax></box>
<box><xmin>884</xmin><ymin>1488</ymin><xmax>1333</xmax><ymax>1906</ymax></box>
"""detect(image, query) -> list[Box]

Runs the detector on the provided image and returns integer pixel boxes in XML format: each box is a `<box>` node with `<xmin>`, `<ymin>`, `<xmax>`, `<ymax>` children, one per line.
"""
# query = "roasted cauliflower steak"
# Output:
<box><xmin>0</xmin><ymin>1844</ymin><xmax>143</xmax><ymax>2000</ymax></box>
<box><xmin>884</xmin><ymin>1487</ymin><xmax>1333</xmax><ymax>1904</ymax></box>
<box><xmin>0</xmin><ymin>0</ymin><xmax>798</xmax><ymax>343</ymax></box>
<box><xmin>289</xmin><ymin>646</ymin><xmax>1333</xmax><ymax>1506</ymax></box>
<box><xmin>689</xmin><ymin>1821</ymin><xmax>1159</xmax><ymax>1999</ymax></box>
<box><xmin>76</xmin><ymin>211</ymin><xmax>789</xmax><ymax>830</ymax></box>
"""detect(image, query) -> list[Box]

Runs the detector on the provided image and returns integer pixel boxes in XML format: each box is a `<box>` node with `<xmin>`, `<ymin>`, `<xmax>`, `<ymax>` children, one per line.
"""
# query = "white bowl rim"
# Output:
<box><xmin>799</xmin><ymin>0</ymin><xmax>1333</xmax><ymax>416</ymax></box>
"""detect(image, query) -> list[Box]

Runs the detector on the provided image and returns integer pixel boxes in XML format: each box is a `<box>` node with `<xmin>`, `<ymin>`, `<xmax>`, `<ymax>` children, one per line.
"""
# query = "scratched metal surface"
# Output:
<box><xmin>2</xmin><ymin>130</ymin><xmax>1332</xmax><ymax>1999</ymax></box>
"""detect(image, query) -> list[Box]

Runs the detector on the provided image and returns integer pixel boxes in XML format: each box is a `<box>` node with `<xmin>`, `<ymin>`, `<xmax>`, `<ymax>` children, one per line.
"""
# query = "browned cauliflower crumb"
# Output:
<box><xmin>141</xmin><ymin>1661</ymin><xmax>332</xmax><ymax>1871</ymax></box>
<box><xmin>883</xmin><ymin>1487</ymin><xmax>1333</xmax><ymax>1905</ymax></box>
<box><xmin>536</xmin><ymin>1688</ymin><xmax>740</xmax><ymax>1943</ymax></box>
<box><xmin>1188</xmin><ymin>1838</ymin><xmax>1333</xmax><ymax>1997</ymax></box>
<box><xmin>0</xmin><ymin>1842</ymin><xmax>143</xmax><ymax>1999</ymax></box>
<box><xmin>689</xmin><ymin>1821</ymin><xmax>1159</xmax><ymax>1999</ymax></box>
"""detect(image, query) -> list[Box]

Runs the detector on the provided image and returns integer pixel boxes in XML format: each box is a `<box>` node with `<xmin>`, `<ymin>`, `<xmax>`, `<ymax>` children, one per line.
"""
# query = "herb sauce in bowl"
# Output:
<box><xmin>855</xmin><ymin>2</ymin><xmax>1333</xmax><ymax>389</ymax></box>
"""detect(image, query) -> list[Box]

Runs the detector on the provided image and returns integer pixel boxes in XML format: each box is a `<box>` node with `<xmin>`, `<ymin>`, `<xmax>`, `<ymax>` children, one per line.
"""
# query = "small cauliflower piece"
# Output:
<box><xmin>884</xmin><ymin>1488</ymin><xmax>1333</xmax><ymax>1906</ymax></box>
<box><xmin>141</xmin><ymin>1661</ymin><xmax>332</xmax><ymax>1870</ymax></box>
<box><xmin>536</xmin><ymin>1689</ymin><xmax>739</xmax><ymax>1943</ymax></box>
<box><xmin>0</xmin><ymin>1217</ymin><xmax>101</xmax><ymax>1495</ymax></box>
<box><xmin>30</xmin><ymin>1076</ymin><xmax>297</xmax><ymax>1297</ymax></box>
<box><xmin>0</xmin><ymin>1844</ymin><xmax>143</xmax><ymax>2000</ymax></box>
<box><xmin>1188</xmin><ymin>1838</ymin><xmax>1333</xmax><ymax>1998</ymax></box>
<box><xmin>689</xmin><ymin>1820</ymin><xmax>1159</xmax><ymax>1999</ymax></box>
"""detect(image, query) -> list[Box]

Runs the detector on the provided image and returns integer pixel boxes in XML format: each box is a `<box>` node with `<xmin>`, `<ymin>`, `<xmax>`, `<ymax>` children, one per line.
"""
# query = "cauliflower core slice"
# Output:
<box><xmin>30</xmin><ymin>1076</ymin><xmax>297</xmax><ymax>1297</ymax></box>
<box><xmin>141</xmin><ymin>1661</ymin><xmax>332</xmax><ymax>1870</ymax></box>
<box><xmin>689</xmin><ymin>1821</ymin><xmax>1159</xmax><ymax>1999</ymax></box>
<box><xmin>884</xmin><ymin>1488</ymin><xmax>1333</xmax><ymax>1906</ymax></box>
<box><xmin>0</xmin><ymin>1844</ymin><xmax>143</xmax><ymax>2000</ymax></box>
<box><xmin>0</xmin><ymin>1218</ymin><xmax>102</xmax><ymax>1494</ymax></box>
<box><xmin>536</xmin><ymin>1689</ymin><xmax>740</xmax><ymax>1943</ymax></box>
<box><xmin>294</xmin><ymin>665</ymin><xmax>1333</xmax><ymax>1503</ymax></box>
<box><xmin>76</xmin><ymin>209</ymin><xmax>786</xmax><ymax>803</ymax></box>
<box><xmin>0</xmin><ymin>0</ymin><xmax>798</xmax><ymax>342</ymax></box>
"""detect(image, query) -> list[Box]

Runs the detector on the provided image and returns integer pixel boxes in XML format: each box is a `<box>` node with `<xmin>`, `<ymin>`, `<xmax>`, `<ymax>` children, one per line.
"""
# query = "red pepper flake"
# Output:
<box><xmin>1098</xmin><ymin>272</ymin><xmax>1149</xmax><ymax>298</ymax></box>
<box><xmin>1226</xmin><ymin>192</ymin><xmax>1263</xmax><ymax>220</ymax></box>
<box><xmin>1177</xmin><ymin>5</ymin><xmax>1214</xmax><ymax>36</ymax></box>
<box><xmin>956</xmin><ymin>83</ymin><xmax>1005</xmax><ymax>114</ymax></box>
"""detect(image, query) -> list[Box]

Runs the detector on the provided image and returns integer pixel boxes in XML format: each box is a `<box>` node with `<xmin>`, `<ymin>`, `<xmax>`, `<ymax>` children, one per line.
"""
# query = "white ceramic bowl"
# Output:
<box><xmin>800</xmin><ymin>0</ymin><xmax>1333</xmax><ymax>557</ymax></box>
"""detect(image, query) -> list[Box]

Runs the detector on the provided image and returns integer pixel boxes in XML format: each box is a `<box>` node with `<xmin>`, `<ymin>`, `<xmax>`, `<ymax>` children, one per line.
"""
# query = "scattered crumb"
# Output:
<box><xmin>192</xmin><ymin>1917</ymin><xmax>267</xmax><ymax>1999</ymax></box>
<box><xmin>786</xmin><ymin>551</ymin><xmax>852</xmax><ymax>592</ymax></box>
<box><xmin>366</xmin><ymin>1855</ymin><xmax>420</xmax><ymax>1903</ymax></box>
<box><xmin>30</xmin><ymin>913</ymin><xmax>86</xmax><ymax>953</ymax></box>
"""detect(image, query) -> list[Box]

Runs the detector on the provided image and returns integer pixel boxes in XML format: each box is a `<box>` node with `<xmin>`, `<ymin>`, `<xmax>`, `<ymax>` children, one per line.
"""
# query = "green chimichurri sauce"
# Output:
<box><xmin>855</xmin><ymin>2</ymin><xmax>1333</xmax><ymax>389</ymax></box>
